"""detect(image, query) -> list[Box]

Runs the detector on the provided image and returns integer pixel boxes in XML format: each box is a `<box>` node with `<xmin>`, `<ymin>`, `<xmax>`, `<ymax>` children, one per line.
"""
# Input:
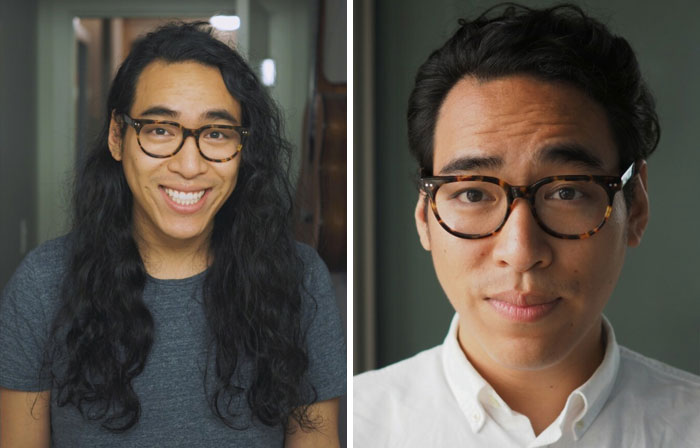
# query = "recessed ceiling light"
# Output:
<box><xmin>210</xmin><ymin>15</ymin><xmax>241</xmax><ymax>31</ymax></box>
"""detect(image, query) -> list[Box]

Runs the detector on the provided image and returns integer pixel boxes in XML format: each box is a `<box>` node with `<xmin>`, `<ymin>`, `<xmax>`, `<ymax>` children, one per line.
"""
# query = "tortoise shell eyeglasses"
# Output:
<box><xmin>121</xmin><ymin>114</ymin><xmax>249</xmax><ymax>163</ymax></box>
<box><xmin>419</xmin><ymin>162</ymin><xmax>636</xmax><ymax>240</ymax></box>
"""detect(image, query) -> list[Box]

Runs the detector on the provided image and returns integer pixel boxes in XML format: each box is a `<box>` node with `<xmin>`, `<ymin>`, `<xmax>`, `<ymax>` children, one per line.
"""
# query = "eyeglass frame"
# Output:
<box><xmin>419</xmin><ymin>162</ymin><xmax>636</xmax><ymax>240</ymax></box>
<box><xmin>120</xmin><ymin>113</ymin><xmax>249</xmax><ymax>163</ymax></box>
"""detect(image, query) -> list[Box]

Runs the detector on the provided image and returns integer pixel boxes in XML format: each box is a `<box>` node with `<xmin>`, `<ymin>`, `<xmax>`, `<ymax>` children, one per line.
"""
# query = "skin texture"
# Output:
<box><xmin>108</xmin><ymin>60</ymin><xmax>243</xmax><ymax>280</ymax></box>
<box><xmin>285</xmin><ymin>398</ymin><xmax>341</xmax><ymax>448</ymax></box>
<box><xmin>0</xmin><ymin>388</ymin><xmax>50</xmax><ymax>448</ymax></box>
<box><xmin>415</xmin><ymin>75</ymin><xmax>649</xmax><ymax>434</ymax></box>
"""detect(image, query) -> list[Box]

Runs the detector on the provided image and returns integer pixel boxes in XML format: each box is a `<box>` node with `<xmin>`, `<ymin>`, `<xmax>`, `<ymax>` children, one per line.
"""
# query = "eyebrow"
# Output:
<box><xmin>536</xmin><ymin>144</ymin><xmax>604</xmax><ymax>170</ymax></box>
<box><xmin>437</xmin><ymin>144</ymin><xmax>605</xmax><ymax>175</ymax></box>
<box><xmin>438</xmin><ymin>155</ymin><xmax>503</xmax><ymax>174</ymax></box>
<box><xmin>138</xmin><ymin>106</ymin><xmax>240</xmax><ymax>124</ymax></box>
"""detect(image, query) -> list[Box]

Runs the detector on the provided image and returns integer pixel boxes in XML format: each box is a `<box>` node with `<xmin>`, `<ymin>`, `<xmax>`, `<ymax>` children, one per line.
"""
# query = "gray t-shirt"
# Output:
<box><xmin>0</xmin><ymin>236</ymin><xmax>346</xmax><ymax>447</ymax></box>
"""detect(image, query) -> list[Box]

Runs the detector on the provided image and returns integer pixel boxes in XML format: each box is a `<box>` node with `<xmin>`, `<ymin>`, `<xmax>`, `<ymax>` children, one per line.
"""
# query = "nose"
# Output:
<box><xmin>491</xmin><ymin>198</ymin><xmax>553</xmax><ymax>272</ymax></box>
<box><xmin>167</xmin><ymin>135</ymin><xmax>208</xmax><ymax>178</ymax></box>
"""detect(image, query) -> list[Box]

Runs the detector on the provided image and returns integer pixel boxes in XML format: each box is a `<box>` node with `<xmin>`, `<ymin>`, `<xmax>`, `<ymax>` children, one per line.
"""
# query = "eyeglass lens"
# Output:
<box><xmin>433</xmin><ymin>179</ymin><xmax>610</xmax><ymax>237</ymax></box>
<box><xmin>137</xmin><ymin>122</ymin><xmax>242</xmax><ymax>160</ymax></box>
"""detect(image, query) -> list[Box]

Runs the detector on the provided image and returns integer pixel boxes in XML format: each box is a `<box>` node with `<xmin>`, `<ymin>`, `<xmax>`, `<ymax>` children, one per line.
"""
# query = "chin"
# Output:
<box><xmin>159</xmin><ymin>222</ymin><xmax>211</xmax><ymax>242</ymax></box>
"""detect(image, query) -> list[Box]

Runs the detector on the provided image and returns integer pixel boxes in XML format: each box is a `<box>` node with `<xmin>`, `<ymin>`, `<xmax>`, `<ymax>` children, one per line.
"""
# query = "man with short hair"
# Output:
<box><xmin>355</xmin><ymin>4</ymin><xmax>700</xmax><ymax>447</ymax></box>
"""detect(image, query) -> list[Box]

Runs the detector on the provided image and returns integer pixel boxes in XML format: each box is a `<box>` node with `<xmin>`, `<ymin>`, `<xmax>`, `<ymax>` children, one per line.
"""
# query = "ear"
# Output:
<box><xmin>626</xmin><ymin>160</ymin><xmax>649</xmax><ymax>247</ymax></box>
<box><xmin>108</xmin><ymin>112</ymin><xmax>124</xmax><ymax>161</ymax></box>
<box><xmin>415</xmin><ymin>192</ymin><xmax>432</xmax><ymax>251</ymax></box>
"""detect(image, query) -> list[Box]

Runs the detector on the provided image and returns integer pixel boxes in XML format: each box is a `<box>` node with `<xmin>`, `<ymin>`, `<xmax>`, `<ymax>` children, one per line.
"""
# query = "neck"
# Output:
<box><xmin>458</xmin><ymin>319</ymin><xmax>605</xmax><ymax>436</ymax></box>
<box><xmin>133</xmin><ymin>224</ymin><xmax>212</xmax><ymax>280</ymax></box>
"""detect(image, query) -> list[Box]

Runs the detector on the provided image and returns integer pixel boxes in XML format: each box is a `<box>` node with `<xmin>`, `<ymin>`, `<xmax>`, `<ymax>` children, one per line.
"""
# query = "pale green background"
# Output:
<box><xmin>356</xmin><ymin>0</ymin><xmax>700</xmax><ymax>374</ymax></box>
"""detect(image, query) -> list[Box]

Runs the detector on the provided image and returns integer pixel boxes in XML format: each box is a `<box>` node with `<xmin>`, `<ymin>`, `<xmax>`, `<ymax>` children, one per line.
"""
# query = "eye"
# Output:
<box><xmin>547</xmin><ymin>186</ymin><xmax>585</xmax><ymax>200</ymax></box>
<box><xmin>202</xmin><ymin>128</ymin><xmax>234</xmax><ymax>141</ymax></box>
<box><xmin>454</xmin><ymin>188</ymin><xmax>492</xmax><ymax>203</ymax></box>
<box><xmin>149</xmin><ymin>127</ymin><xmax>173</xmax><ymax>136</ymax></box>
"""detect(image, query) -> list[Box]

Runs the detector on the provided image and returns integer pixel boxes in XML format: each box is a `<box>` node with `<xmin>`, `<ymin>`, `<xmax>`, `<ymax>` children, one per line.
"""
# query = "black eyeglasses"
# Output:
<box><xmin>420</xmin><ymin>163</ymin><xmax>636</xmax><ymax>240</ymax></box>
<box><xmin>121</xmin><ymin>114</ymin><xmax>248</xmax><ymax>163</ymax></box>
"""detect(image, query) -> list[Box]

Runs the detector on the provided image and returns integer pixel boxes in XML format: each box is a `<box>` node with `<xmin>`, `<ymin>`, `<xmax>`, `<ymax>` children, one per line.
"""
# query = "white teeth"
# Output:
<box><xmin>164</xmin><ymin>188</ymin><xmax>206</xmax><ymax>206</ymax></box>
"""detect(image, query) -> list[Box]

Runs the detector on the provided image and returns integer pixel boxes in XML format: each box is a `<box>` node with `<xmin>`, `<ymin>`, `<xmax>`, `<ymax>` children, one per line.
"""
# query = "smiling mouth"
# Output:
<box><xmin>163</xmin><ymin>187</ymin><xmax>207</xmax><ymax>206</ymax></box>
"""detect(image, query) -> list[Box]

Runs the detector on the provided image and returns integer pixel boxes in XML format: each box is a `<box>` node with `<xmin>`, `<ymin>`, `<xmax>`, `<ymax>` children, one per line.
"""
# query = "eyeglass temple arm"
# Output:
<box><xmin>620</xmin><ymin>162</ymin><xmax>636</xmax><ymax>187</ymax></box>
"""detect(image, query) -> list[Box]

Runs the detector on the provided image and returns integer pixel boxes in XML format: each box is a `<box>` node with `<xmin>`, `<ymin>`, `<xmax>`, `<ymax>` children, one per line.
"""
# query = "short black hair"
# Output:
<box><xmin>407</xmin><ymin>3</ymin><xmax>660</xmax><ymax>181</ymax></box>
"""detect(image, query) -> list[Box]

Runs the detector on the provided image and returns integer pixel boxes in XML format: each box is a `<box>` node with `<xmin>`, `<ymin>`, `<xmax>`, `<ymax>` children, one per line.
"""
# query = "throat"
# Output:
<box><xmin>143</xmin><ymin>251</ymin><xmax>210</xmax><ymax>280</ymax></box>
<box><xmin>131</xmin><ymin>208</ymin><xmax>214</xmax><ymax>279</ymax></box>
<box><xmin>458</xmin><ymin>320</ymin><xmax>606</xmax><ymax>436</ymax></box>
<box><xmin>133</xmin><ymin>230</ymin><xmax>212</xmax><ymax>280</ymax></box>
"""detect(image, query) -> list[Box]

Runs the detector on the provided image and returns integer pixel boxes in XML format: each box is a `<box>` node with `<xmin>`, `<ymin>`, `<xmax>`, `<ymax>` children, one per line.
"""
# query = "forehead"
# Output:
<box><xmin>131</xmin><ymin>60</ymin><xmax>241</xmax><ymax>119</ymax></box>
<box><xmin>433</xmin><ymin>75</ymin><xmax>618</xmax><ymax>175</ymax></box>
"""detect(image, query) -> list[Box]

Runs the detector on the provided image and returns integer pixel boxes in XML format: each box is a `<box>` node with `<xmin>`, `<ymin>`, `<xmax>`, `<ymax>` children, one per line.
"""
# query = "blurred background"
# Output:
<box><xmin>355</xmin><ymin>0</ymin><xmax>700</xmax><ymax>375</ymax></box>
<box><xmin>0</xmin><ymin>0</ymin><xmax>347</xmax><ymax>443</ymax></box>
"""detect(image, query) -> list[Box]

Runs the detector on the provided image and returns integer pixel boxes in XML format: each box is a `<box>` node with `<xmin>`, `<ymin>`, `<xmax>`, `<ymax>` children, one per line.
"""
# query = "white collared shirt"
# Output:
<box><xmin>354</xmin><ymin>314</ymin><xmax>700</xmax><ymax>447</ymax></box>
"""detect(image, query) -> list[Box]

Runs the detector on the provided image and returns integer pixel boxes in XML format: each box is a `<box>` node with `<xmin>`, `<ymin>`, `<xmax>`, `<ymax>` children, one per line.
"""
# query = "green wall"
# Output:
<box><xmin>0</xmin><ymin>0</ymin><xmax>38</xmax><ymax>289</ymax></box>
<box><xmin>366</xmin><ymin>0</ymin><xmax>700</xmax><ymax>374</ymax></box>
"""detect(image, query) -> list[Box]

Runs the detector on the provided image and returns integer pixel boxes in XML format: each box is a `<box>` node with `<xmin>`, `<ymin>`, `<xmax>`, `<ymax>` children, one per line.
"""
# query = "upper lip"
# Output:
<box><xmin>487</xmin><ymin>290</ymin><xmax>559</xmax><ymax>307</ymax></box>
<box><xmin>160</xmin><ymin>185</ymin><xmax>210</xmax><ymax>193</ymax></box>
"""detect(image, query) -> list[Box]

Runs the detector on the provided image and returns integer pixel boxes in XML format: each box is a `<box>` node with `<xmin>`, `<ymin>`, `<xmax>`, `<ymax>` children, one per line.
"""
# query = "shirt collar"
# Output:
<box><xmin>441</xmin><ymin>313</ymin><xmax>621</xmax><ymax>441</ymax></box>
<box><xmin>441</xmin><ymin>314</ymin><xmax>489</xmax><ymax>433</ymax></box>
<box><xmin>568</xmin><ymin>316</ymin><xmax>620</xmax><ymax>440</ymax></box>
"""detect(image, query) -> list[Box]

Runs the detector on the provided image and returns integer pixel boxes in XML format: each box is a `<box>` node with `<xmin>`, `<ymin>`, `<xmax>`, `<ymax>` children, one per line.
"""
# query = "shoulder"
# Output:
<box><xmin>294</xmin><ymin>241</ymin><xmax>342</xmax><ymax>331</ymax></box>
<box><xmin>614</xmin><ymin>345</ymin><xmax>700</xmax><ymax>422</ymax></box>
<box><xmin>292</xmin><ymin>243</ymin><xmax>346</xmax><ymax>400</ymax></box>
<box><xmin>295</xmin><ymin>242</ymin><xmax>334</xmax><ymax>314</ymax></box>
<box><xmin>354</xmin><ymin>346</ymin><xmax>455</xmax><ymax>446</ymax></box>
<box><xmin>617</xmin><ymin>345</ymin><xmax>700</xmax><ymax>392</ymax></box>
<box><xmin>3</xmin><ymin>235</ymin><xmax>71</xmax><ymax>298</ymax></box>
<box><xmin>21</xmin><ymin>234</ymin><xmax>71</xmax><ymax>271</ymax></box>
<box><xmin>355</xmin><ymin>345</ymin><xmax>447</xmax><ymax>411</ymax></box>
<box><xmin>0</xmin><ymin>236</ymin><xmax>70</xmax><ymax>390</ymax></box>
<box><xmin>295</xmin><ymin>242</ymin><xmax>329</xmax><ymax>276</ymax></box>
<box><xmin>1</xmin><ymin>234</ymin><xmax>71</xmax><ymax>324</ymax></box>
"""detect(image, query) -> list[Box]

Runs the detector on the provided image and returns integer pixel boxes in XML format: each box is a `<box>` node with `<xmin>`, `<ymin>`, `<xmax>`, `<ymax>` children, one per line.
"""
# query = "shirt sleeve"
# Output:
<box><xmin>297</xmin><ymin>243</ymin><xmax>347</xmax><ymax>403</ymax></box>
<box><xmin>0</xmin><ymin>246</ymin><xmax>56</xmax><ymax>391</ymax></box>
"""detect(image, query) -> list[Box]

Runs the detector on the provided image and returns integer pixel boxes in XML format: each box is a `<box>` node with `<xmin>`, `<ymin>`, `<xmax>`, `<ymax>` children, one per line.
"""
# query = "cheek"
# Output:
<box><xmin>427</xmin><ymin>218</ymin><xmax>489</xmax><ymax>294</ymax></box>
<box><xmin>213</xmin><ymin>162</ymin><xmax>242</xmax><ymax>203</ymax></box>
<box><xmin>121</xmin><ymin>154</ymin><xmax>158</xmax><ymax>191</ymax></box>
<box><xmin>558</xmin><ymin>230</ymin><xmax>626</xmax><ymax>306</ymax></box>
<box><xmin>223</xmin><ymin>163</ymin><xmax>241</xmax><ymax>189</ymax></box>
<box><xmin>120</xmin><ymin>156</ymin><xmax>144</xmax><ymax>191</ymax></box>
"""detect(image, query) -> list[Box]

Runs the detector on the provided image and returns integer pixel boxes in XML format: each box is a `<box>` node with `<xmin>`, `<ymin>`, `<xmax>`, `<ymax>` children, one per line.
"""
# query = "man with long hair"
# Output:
<box><xmin>0</xmin><ymin>22</ymin><xmax>345</xmax><ymax>446</ymax></box>
<box><xmin>355</xmin><ymin>3</ymin><xmax>700</xmax><ymax>447</ymax></box>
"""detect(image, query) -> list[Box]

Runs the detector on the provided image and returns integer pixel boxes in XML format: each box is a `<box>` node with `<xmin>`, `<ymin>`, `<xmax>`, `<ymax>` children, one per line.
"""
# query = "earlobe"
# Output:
<box><xmin>415</xmin><ymin>193</ymin><xmax>432</xmax><ymax>251</ymax></box>
<box><xmin>108</xmin><ymin>113</ymin><xmax>123</xmax><ymax>161</ymax></box>
<box><xmin>626</xmin><ymin>160</ymin><xmax>649</xmax><ymax>247</ymax></box>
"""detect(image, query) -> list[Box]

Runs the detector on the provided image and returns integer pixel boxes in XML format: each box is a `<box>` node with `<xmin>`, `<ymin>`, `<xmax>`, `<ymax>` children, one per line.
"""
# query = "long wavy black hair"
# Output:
<box><xmin>47</xmin><ymin>22</ymin><xmax>315</xmax><ymax>432</ymax></box>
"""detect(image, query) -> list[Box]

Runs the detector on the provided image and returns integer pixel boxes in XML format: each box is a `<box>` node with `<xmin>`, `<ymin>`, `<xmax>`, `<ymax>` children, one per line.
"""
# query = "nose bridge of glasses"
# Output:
<box><xmin>509</xmin><ymin>185</ymin><xmax>530</xmax><ymax>199</ymax></box>
<box><xmin>503</xmin><ymin>184</ymin><xmax>541</xmax><ymax>229</ymax></box>
<box><xmin>180</xmin><ymin>127</ymin><xmax>200</xmax><ymax>147</ymax></box>
<box><xmin>170</xmin><ymin>127</ymin><xmax>207</xmax><ymax>164</ymax></box>
<box><xmin>508</xmin><ymin>184</ymin><xmax>537</xmax><ymax>208</ymax></box>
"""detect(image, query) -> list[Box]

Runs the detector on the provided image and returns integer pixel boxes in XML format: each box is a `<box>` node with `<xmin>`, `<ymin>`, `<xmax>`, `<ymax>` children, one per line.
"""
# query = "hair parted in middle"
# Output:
<box><xmin>47</xmin><ymin>22</ymin><xmax>317</xmax><ymax>432</ymax></box>
<box><xmin>407</xmin><ymin>2</ymin><xmax>660</xmax><ymax>187</ymax></box>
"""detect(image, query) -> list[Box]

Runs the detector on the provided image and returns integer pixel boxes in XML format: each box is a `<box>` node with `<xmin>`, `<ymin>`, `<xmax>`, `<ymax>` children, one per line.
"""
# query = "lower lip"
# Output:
<box><xmin>160</xmin><ymin>187</ymin><xmax>210</xmax><ymax>214</ymax></box>
<box><xmin>487</xmin><ymin>297</ymin><xmax>562</xmax><ymax>323</ymax></box>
